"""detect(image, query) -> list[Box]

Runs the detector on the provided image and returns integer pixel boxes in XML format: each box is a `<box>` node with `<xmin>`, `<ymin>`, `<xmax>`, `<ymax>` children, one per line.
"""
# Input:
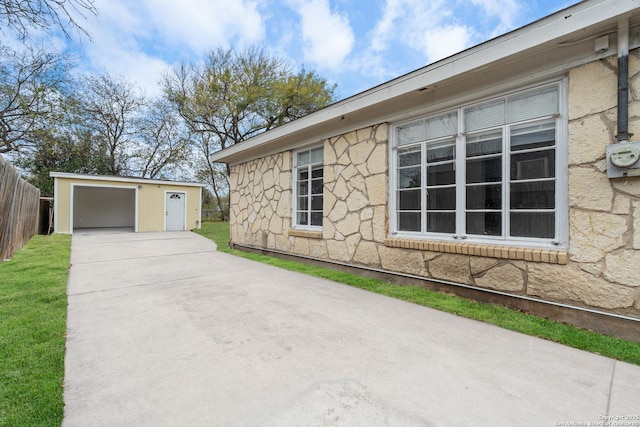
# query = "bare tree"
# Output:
<box><xmin>76</xmin><ymin>73</ymin><xmax>145</xmax><ymax>175</ymax></box>
<box><xmin>0</xmin><ymin>0</ymin><xmax>97</xmax><ymax>40</ymax></box>
<box><xmin>0</xmin><ymin>45</ymin><xmax>71</xmax><ymax>154</ymax></box>
<box><xmin>133</xmin><ymin>99</ymin><xmax>191</xmax><ymax>179</ymax></box>
<box><xmin>191</xmin><ymin>131</ymin><xmax>230</xmax><ymax>220</ymax></box>
<box><xmin>14</xmin><ymin>127</ymin><xmax>111</xmax><ymax>196</ymax></box>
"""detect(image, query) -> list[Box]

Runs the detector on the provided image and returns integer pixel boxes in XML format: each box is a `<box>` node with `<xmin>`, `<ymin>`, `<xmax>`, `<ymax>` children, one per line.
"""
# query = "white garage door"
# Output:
<box><xmin>73</xmin><ymin>186</ymin><xmax>135</xmax><ymax>231</ymax></box>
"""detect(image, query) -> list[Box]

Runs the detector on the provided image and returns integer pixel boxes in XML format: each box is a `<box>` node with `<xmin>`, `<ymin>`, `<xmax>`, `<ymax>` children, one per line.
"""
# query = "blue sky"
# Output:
<box><xmin>55</xmin><ymin>0</ymin><xmax>574</xmax><ymax>100</ymax></box>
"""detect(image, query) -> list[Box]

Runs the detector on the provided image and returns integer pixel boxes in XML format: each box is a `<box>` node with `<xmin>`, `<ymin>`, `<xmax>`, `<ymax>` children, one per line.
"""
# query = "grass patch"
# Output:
<box><xmin>195</xmin><ymin>222</ymin><xmax>640</xmax><ymax>365</ymax></box>
<box><xmin>0</xmin><ymin>234</ymin><xmax>71</xmax><ymax>427</ymax></box>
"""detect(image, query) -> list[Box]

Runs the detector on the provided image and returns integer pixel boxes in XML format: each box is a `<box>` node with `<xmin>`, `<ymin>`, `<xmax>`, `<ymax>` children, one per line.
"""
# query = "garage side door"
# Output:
<box><xmin>166</xmin><ymin>192</ymin><xmax>185</xmax><ymax>231</ymax></box>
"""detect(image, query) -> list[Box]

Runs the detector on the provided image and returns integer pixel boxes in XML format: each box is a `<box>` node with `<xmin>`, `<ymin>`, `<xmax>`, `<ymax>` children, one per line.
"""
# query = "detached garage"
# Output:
<box><xmin>50</xmin><ymin>172</ymin><xmax>205</xmax><ymax>234</ymax></box>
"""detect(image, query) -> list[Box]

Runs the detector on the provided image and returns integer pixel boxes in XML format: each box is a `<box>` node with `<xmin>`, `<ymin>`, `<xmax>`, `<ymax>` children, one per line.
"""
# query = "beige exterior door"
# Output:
<box><xmin>166</xmin><ymin>192</ymin><xmax>185</xmax><ymax>231</ymax></box>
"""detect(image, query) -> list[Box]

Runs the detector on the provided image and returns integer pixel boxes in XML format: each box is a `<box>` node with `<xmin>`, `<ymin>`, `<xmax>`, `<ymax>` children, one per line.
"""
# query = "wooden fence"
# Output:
<box><xmin>0</xmin><ymin>156</ymin><xmax>40</xmax><ymax>260</ymax></box>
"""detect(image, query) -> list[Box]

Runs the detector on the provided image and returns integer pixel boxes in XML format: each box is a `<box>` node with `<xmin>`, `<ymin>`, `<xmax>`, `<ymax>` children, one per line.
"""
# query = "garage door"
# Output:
<box><xmin>73</xmin><ymin>186</ymin><xmax>135</xmax><ymax>231</ymax></box>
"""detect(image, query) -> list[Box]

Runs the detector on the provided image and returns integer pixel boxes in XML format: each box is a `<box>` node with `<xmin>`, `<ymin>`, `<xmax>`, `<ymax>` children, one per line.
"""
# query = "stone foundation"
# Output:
<box><xmin>229</xmin><ymin>51</ymin><xmax>640</xmax><ymax>318</ymax></box>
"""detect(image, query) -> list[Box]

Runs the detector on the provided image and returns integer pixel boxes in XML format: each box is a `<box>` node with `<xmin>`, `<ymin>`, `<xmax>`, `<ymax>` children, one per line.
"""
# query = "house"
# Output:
<box><xmin>211</xmin><ymin>0</ymin><xmax>640</xmax><ymax>339</ymax></box>
<box><xmin>51</xmin><ymin>172</ymin><xmax>204</xmax><ymax>233</ymax></box>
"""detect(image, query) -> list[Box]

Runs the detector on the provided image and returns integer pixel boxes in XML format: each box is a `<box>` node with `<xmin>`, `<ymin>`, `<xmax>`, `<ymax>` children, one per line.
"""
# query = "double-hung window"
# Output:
<box><xmin>293</xmin><ymin>146</ymin><xmax>323</xmax><ymax>228</ymax></box>
<box><xmin>392</xmin><ymin>82</ymin><xmax>566</xmax><ymax>248</ymax></box>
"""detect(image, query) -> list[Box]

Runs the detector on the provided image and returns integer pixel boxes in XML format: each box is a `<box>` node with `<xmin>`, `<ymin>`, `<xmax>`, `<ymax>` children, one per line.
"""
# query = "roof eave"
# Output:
<box><xmin>211</xmin><ymin>0</ymin><xmax>640</xmax><ymax>165</ymax></box>
<box><xmin>49</xmin><ymin>172</ymin><xmax>206</xmax><ymax>188</ymax></box>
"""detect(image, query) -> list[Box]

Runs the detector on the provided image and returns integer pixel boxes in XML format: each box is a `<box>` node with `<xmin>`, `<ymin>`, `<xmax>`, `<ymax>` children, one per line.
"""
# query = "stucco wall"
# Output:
<box><xmin>229</xmin><ymin>51</ymin><xmax>640</xmax><ymax>317</ymax></box>
<box><xmin>137</xmin><ymin>184</ymin><xmax>201</xmax><ymax>232</ymax></box>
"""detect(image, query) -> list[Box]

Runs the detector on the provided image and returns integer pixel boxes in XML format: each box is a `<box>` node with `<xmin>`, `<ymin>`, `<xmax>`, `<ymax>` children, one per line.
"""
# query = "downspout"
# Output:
<box><xmin>617</xmin><ymin>18</ymin><xmax>631</xmax><ymax>143</ymax></box>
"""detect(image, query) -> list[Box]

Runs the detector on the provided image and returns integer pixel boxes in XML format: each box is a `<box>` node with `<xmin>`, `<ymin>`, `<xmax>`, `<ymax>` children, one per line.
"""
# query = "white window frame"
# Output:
<box><xmin>292</xmin><ymin>145</ymin><xmax>324</xmax><ymax>230</ymax></box>
<box><xmin>389</xmin><ymin>79</ymin><xmax>568</xmax><ymax>249</ymax></box>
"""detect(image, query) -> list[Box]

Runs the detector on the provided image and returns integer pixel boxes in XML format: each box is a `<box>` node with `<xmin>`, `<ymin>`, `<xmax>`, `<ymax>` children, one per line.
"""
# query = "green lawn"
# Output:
<box><xmin>195</xmin><ymin>221</ymin><xmax>640</xmax><ymax>365</ymax></box>
<box><xmin>0</xmin><ymin>234</ymin><xmax>71</xmax><ymax>427</ymax></box>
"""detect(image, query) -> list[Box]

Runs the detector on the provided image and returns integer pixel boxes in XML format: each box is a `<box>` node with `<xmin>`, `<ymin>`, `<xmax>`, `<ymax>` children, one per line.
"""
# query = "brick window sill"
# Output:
<box><xmin>384</xmin><ymin>238</ymin><xmax>567</xmax><ymax>264</ymax></box>
<box><xmin>288</xmin><ymin>229</ymin><xmax>323</xmax><ymax>239</ymax></box>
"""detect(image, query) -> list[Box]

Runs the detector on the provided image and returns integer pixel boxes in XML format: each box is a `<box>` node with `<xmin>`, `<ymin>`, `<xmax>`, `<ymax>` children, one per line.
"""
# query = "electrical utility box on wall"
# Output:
<box><xmin>606</xmin><ymin>141</ymin><xmax>640</xmax><ymax>178</ymax></box>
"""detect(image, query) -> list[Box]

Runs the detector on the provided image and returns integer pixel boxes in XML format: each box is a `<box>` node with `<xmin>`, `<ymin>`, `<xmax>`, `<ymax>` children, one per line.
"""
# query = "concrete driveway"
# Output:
<box><xmin>63</xmin><ymin>231</ymin><xmax>640</xmax><ymax>426</ymax></box>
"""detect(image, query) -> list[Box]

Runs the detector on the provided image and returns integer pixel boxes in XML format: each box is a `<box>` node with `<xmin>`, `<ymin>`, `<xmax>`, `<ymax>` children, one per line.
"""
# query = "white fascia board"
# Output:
<box><xmin>210</xmin><ymin>0</ymin><xmax>640</xmax><ymax>165</ymax></box>
<box><xmin>49</xmin><ymin>172</ymin><xmax>206</xmax><ymax>188</ymax></box>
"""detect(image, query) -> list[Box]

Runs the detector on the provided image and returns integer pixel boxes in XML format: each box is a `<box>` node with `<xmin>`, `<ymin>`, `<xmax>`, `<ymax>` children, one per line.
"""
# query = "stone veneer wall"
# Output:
<box><xmin>229</xmin><ymin>51</ymin><xmax>640</xmax><ymax>317</ymax></box>
<box><xmin>229</xmin><ymin>152</ymin><xmax>293</xmax><ymax>251</ymax></box>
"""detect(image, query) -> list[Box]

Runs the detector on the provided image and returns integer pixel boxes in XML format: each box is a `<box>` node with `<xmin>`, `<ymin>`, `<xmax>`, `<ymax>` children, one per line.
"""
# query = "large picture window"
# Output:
<box><xmin>294</xmin><ymin>146</ymin><xmax>323</xmax><ymax>228</ymax></box>
<box><xmin>391</xmin><ymin>82</ymin><xmax>566</xmax><ymax>248</ymax></box>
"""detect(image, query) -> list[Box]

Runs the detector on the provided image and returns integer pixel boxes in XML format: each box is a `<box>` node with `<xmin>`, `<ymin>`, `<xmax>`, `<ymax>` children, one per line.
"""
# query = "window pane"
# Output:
<box><xmin>311</xmin><ymin>178</ymin><xmax>323</xmax><ymax>194</ymax></box>
<box><xmin>295</xmin><ymin>146</ymin><xmax>323</xmax><ymax>228</ymax></box>
<box><xmin>510</xmin><ymin>212</ymin><xmax>554</xmax><ymax>238</ymax></box>
<box><xmin>297</xmin><ymin>151</ymin><xmax>310</xmax><ymax>166</ymax></box>
<box><xmin>398</xmin><ymin>146</ymin><xmax>421</xmax><ymax>167</ymax></box>
<box><xmin>297</xmin><ymin>196</ymin><xmax>308</xmax><ymax>210</ymax></box>
<box><xmin>466</xmin><ymin>130</ymin><xmax>502</xmax><ymax>157</ymax></box>
<box><xmin>311</xmin><ymin>195</ymin><xmax>323</xmax><ymax>210</ymax></box>
<box><xmin>310</xmin><ymin>212</ymin><xmax>323</xmax><ymax>226</ymax></box>
<box><xmin>511</xmin><ymin>181</ymin><xmax>555</xmax><ymax>209</ymax></box>
<box><xmin>466</xmin><ymin>157</ymin><xmax>502</xmax><ymax>183</ymax></box>
<box><xmin>465</xmin><ymin>99</ymin><xmax>505</xmax><ymax>132</ymax></box>
<box><xmin>466</xmin><ymin>184</ymin><xmax>502</xmax><ymax>209</ymax></box>
<box><xmin>425</xmin><ymin>111</ymin><xmax>458</xmax><ymax>140</ymax></box>
<box><xmin>427</xmin><ymin>212</ymin><xmax>455</xmax><ymax>233</ymax></box>
<box><xmin>398</xmin><ymin>212</ymin><xmax>421</xmax><ymax>231</ymax></box>
<box><xmin>398</xmin><ymin>120</ymin><xmax>425</xmax><ymax>145</ymax></box>
<box><xmin>427</xmin><ymin>139</ymin><xmax>455</xmax><ymax>162</ymax></box>
<box><xmin>298</xmin><ymin>181</ymin><xmax>308</xmax><ymax>196</ymax></box>
<box><xmin>398</xmin><ymin>167</ymin><xmax>421</xmax><ymax>188</ymax></box>
<box><xmin>511</xmin><ymin>121</ymin><xmax>555</xmax><ymax>151</ymax></box>
<box><xmin>466</xmin><ymin>212</ymin><xmax>502</xmax><ymax>236</ymax></box>
<box><xmin>297</xmin><ymin>212</ymin><xmax>308</xmax><ymax>225</ymax></box>
<box><xmin>427</xmin><ymin>187</ymin><xmax>456</xmax><ymax>210</ymax></box>
<box><xmin>310</xmin><ymin>147</ymin><xmax>323</xmax><ymax>163</ymax></box>
<box><xmin>507</xmin><ymin>85</ymin><xmax>558</xmax><ymax>123</ymax></box>
<box><xmin>511</xmin><ymin>150</ymin><xmax>555</xmax><ymax>180</ymax></box>
<box><xmin>427</xmin><ymin>163</ymin><xmax>455</xmax><ymax>186</ymax></box>
<box><xmin>398</xmin><ymin>189</ymin><xmax>421</xmax><ymax>210</ymax></box>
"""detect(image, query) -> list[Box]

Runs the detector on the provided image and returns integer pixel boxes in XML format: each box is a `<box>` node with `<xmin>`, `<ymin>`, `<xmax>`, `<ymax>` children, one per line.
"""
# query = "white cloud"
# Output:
<box><xmin>421</xmin><ymin>25</ymin><xmax>471</xmax><ymax>62</ymax></box>
<box><xmin>352</xmin><ymin>0</ymin><xmax>530</xmax><ymax>87</ymax></box>
<box><xmin>367</xmin><ymin>0</ymin><xmax>472</xmax><ymax>62</ymax></box>
<box><xmin>81</xmin><ymin>43</ymin><xmax>169</xmax><ymax>97</ymax></box>
<box><xmin>470</xmin><ymin>0</ymin><xmax>519</xmax><ymax>35</ymax></box>
<box><xmin>350</xmin><ymin>0</ymin><xmax>472</xmax><ymax>84</ymax></box>
<box><xmin>288</xmin><ymin>0</ymin><xmax>355</xmax><ymax>70</ymax></box>
<box><xmin>139</xmin><ymin>0</ymin><xmax>265</xmax><ymax>52</ymax></box>
<box><xmin>369</xmin><ymin>0</ymin><xmax>401</xmax><ymax>53</ymax></box>
<box><xmin>68</xmin><ymin>0</ymin><xmax>268</xmax><ymax>97</ymax></box>
<box><xmin>52</xmin><ymin>0</ymin><xmax>562</xmax><ymax>102</ymax></box>
<box><xmin>69</xmin><ymin>1</ymin><xmax>158</xmax><ymax>95</ymax></box>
